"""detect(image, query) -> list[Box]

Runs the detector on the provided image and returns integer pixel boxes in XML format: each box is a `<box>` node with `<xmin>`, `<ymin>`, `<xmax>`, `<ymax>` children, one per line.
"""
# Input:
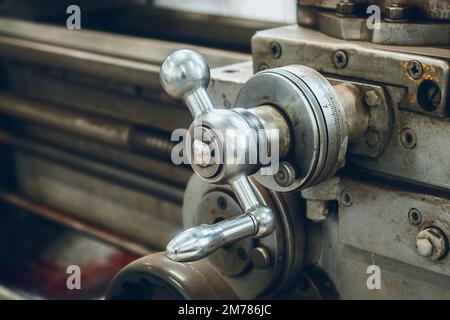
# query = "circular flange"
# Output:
<box><xmin>183</xmin><ymin>174</ymin><xmax>305</xmax><ymax>299</ymax></box>
<box><xmin>235</xmin><ymin>65</ymin><xmax>348</xmax><ymax>192</ymax></box>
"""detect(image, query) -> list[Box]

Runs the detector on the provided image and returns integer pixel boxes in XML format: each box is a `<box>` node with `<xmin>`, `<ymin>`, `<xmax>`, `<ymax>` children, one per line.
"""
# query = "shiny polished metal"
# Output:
<box><xmin>160</xmin><ymin>49</ymin><xmax>362</xmax><ymax>262</ymax></box>
<box><xmin>160</xmin><ymin>49</ymin><xmax>283</xmax><ymax>262</ymax></box>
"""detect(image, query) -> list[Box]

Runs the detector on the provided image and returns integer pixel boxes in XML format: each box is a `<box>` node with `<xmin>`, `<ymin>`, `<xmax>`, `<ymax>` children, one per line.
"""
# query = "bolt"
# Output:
<box><xmin>250</xmin><ymin>246</ymin><xmax>271</xmax><ymax>269</ymax></box>
<box><xmin>407</xmin><ymin>60</ymin><xmax>423</xmax><ymax>80</ymax></box>
<box><xmin>365</xmin><ymin>129</ymin><xmax>380</xmax><ymax>147</ymax></box>
<box><xmin>336</xmin><ymin>0</ymin><xmax>356</xmax><ymax>16</ymax></box>
<box><xmin>408</xmin><ymin>208</ymin><xmax>422</xmax><ymax>226</ymax></box>
<box><xmin>269</xmin><ymin>41</ymin><xmax>282</xmax><ymax>59</ymax></box>
<box><xmin>333</xmin><ymin>50</ymin><xmax>348</xmax><ymax>69</ymax></box>
<box><xmin>400</xmin><ymin>127</ymin><xmax>417</xmax><ymax>149</ymax></box>
<box><xmin>192</xmin><ymin>139</ymin><xmax>212</xmax><ymax>167</ymax></box>
<box><xmin>274</xmin><ymin>161</ymin><xmax>296</xmax><ymax>187</ymax></box>
<box><xmin>365</xmin><ymin>90</ymin><xmax>381</xmax><ymax>107</ymax></box>
<box><xmin>340</xmin><ymin>190</ymin><xmax>353</xmax><ymax>206</ymax></box>
<box><xmin>416</xmin><ymin>238</ymin><xmax>433</xmax><ymax>257</ymax></box>
<box><xmin>384</xmin><ymin>4</ymin><xmax>409</xmax><ymax>21</ymax></box>
<box><xmin>416</xmin><ymin>227</ymin><xmax>448</xmax><ymax>261</ymax></box>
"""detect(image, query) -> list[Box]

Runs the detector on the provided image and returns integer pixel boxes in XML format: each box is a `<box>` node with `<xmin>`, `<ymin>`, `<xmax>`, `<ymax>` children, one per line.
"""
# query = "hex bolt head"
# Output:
<box><xmin>250</xmin><ymin>246</ymin><xmax>271</xmax><ymax>269</ymax></box>
<box><xmin>416</xmin><ymin>227</ymin><xmax>448</xmax><ymax>261</ymax></box>
<box><xmin>333</xmin><ymin>50</ymin><xmax>348</xmax><ymax>68</ymax></box>
<box><xmin>384</xmin><ymin>4</ymin><xmax>409</xmax><ymax>21</ymax></box>
<box><xmin>192</xmin><ymin>139</ymin><xmax>212</xmax><ymax>167</ymax></box>
<box><xmin>416</xmin><ymin>238</ymin><xmax>433</xmax><ymax>257</ymax></box>
<box><xmin>336</xmin><ymin>0</ymin><xmax>356</xmax><ymax>15</ymax></box>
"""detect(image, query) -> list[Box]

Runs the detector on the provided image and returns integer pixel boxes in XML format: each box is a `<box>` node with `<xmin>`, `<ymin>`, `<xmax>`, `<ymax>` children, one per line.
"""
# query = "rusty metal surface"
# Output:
<box><xmin>251</xmin><ymin>25</ymin><xmax>450</xmax><ymax>192</ymax></box>
<box><xmin>252</xmin><ymin>26</ymin><xmax>449</xmax><ymax>117</ymax></box>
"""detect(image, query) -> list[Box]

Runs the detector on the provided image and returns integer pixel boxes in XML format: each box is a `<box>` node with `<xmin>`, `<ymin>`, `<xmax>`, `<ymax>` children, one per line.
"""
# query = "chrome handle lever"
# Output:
<box><xmin>160</xmin><ymin>50</ymin><xmax>276</xmax><ymax>262</ymax></box>
<box><xmin>166</xmin><ymin>175</ymin><xmax>274</xmax><ymax>262</ymax></box>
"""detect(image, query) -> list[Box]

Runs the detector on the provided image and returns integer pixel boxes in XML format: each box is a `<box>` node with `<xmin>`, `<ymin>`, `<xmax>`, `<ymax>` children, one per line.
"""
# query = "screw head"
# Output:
<box><xmin>400</xmin><ymin>127</ymin><xmax>417</xmax><ymax>149</ymax></box>
<box><xmin>340</xmin><ymin>190</ymin><xmax>353</xmax><ymax>206</ymax></box>
<box><xmin>407</xmin><ymin>60</ymin><xmax>423</xmax><ymax>80</ymax></box>
<box><xmin>336</xmin><ymin>0</ymin><xmax>356</xmax><ymax>15</ymax></box>
<box><xmin>416</xmin><ymin>227</ymin><xmax>448</xmax><ymax>261</ymax></box>
<box><xmin>384</xmin><ymin>4</ymin><xmax>409</xmax><ymax>21</ymax></box>
<box><xmin>269</xmin><ymin>41</ymin><xmax>282</xmax><ymax>59</ymax></box>
<box><xmin>250</xmin><ymin>246</ymin><xmax>271</xmax><ymax>269</ymax></box>
<box><xmin>333</xmin><ymin>50</ymin><xmax>348</xmax><ymax>68</ymax></box>
<box><xmin>408</xmin><ymin>208</ymin><xmax>422</xmax><ymax>226</ymax></box>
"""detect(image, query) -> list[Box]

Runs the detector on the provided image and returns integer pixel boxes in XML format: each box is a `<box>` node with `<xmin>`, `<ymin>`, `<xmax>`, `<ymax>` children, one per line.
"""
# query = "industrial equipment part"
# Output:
<box><xmin>160</xmin><ymin>49</ymin><xmax>377</xmax><ymax>262</ymax></box>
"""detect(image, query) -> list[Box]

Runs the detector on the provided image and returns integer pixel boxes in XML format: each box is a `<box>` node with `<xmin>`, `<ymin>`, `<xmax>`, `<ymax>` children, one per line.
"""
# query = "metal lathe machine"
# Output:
<box><xmin>0</xmin><ymin>0</ymin><xmax>448</xmax><ymax>300</ymax></box>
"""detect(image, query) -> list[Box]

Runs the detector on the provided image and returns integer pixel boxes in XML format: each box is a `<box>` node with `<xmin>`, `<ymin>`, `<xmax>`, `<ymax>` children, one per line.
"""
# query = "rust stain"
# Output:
<box><xmin>401</xmin><ymin>61</ymin><xmax>442</xmax><ymax>107</ymax></box>
<box><xmin>402</xmin><ymin>61</ymin><xmax>440</xmax><ymax>82</ymax></box>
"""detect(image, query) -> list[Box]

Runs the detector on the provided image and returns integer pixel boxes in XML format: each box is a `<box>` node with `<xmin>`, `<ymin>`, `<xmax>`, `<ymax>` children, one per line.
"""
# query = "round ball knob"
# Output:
<box><xmin>160</xmin><ymin>49</ymin><xmax>210</xmax><ymax>100</ymax></box>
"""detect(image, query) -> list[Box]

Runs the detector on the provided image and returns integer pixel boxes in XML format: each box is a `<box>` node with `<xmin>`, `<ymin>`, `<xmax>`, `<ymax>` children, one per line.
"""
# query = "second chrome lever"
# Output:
<box><xmin>160</xmin><ymin>49</ymin><xmax>290</xmax><ymax>262</ymax></box>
